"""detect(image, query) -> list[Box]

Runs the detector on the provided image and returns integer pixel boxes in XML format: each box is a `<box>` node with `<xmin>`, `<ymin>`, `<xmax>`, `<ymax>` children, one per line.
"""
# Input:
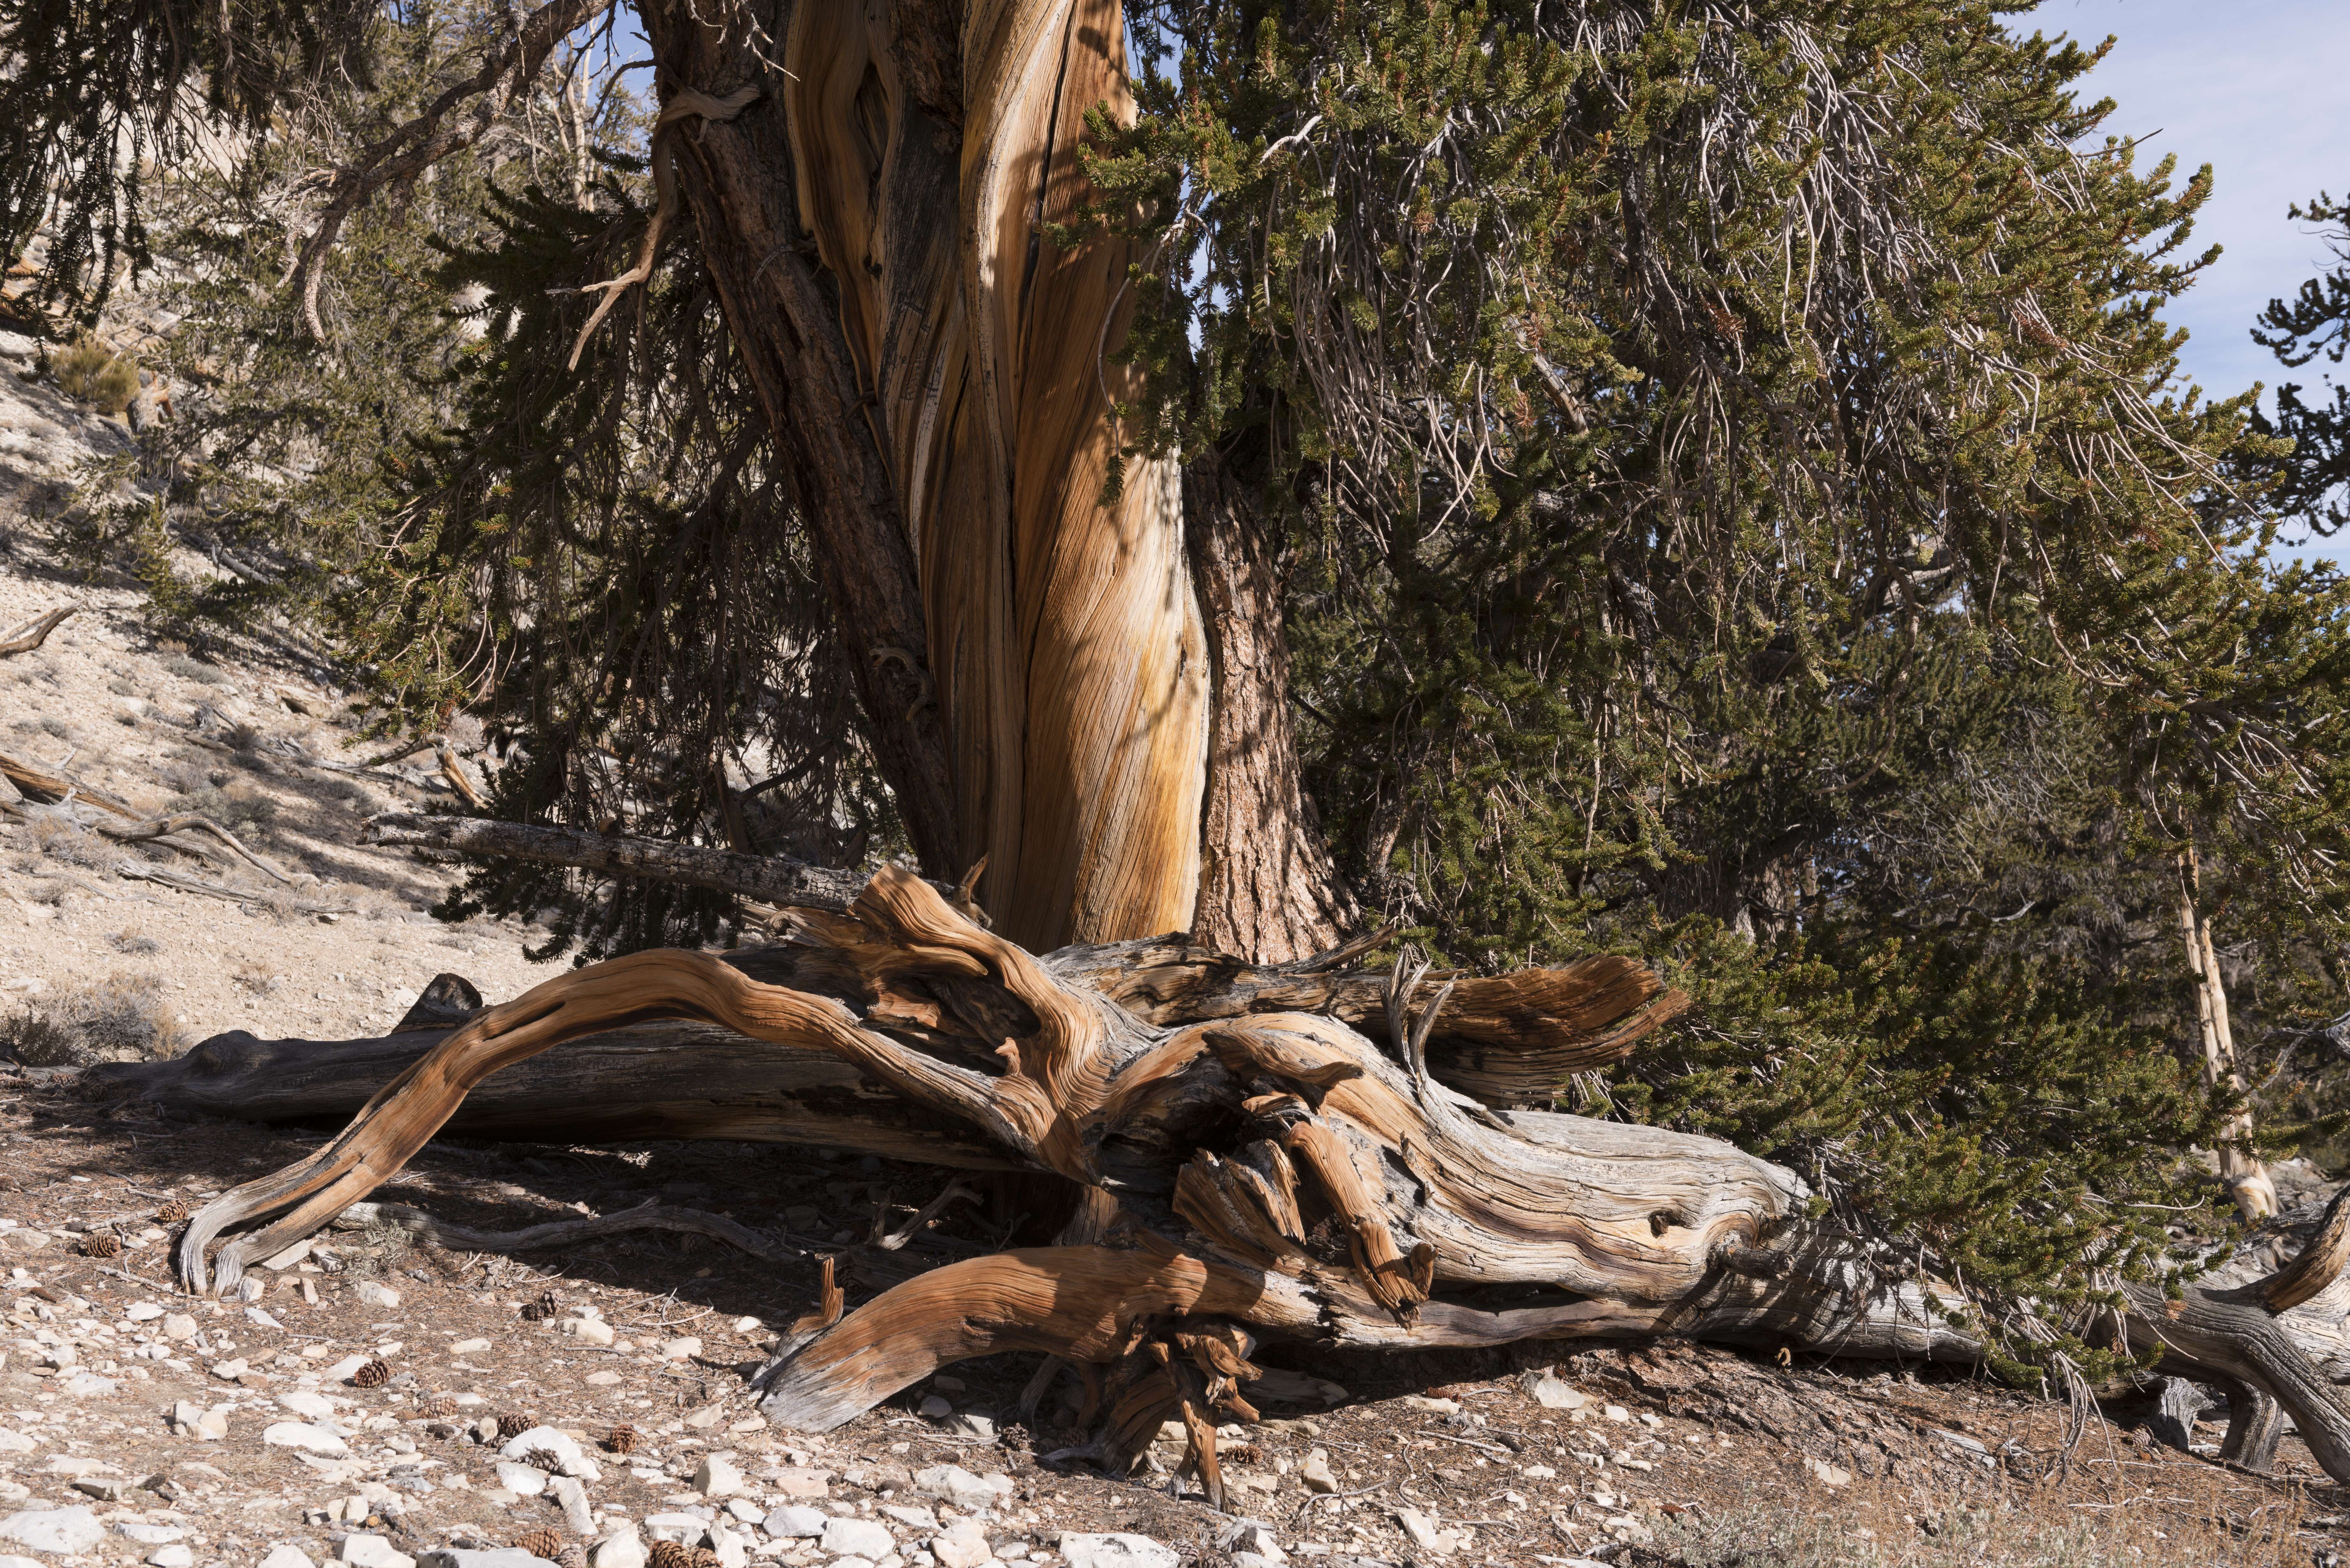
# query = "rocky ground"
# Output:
<box><xmin>7</xmin><ymin>280</ymin><xmax>2350</xmax><ymax>1568</ymax></box>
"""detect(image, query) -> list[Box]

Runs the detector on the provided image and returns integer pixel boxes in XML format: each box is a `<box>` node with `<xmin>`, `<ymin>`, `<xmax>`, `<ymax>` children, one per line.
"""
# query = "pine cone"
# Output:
<box><xmin>496</xmin><ymin>1412</ymin><xmax>535</xmax><ymax>1441</ymax></box>
<box><xmin>604</xmin><ymin>1422</ymin><xmax>639</xmax><ymax>1455</ymax></box>
<box><xmin>513</xmin><ymin>1527</ymin><xmax>565</xmax><ymax>1561</ymax></box>
<box><xmin>519</xmin><ymin>1290</ymin><xmax>560</xmax><ymax>1322</ymax></box>
<box><xmin>350</xmin><ymin>1357</ymin><xmax>391</xmax><ymax>1389</ymax></box>
<box><xmin>77</xmin><ymin>1232</ymin><xmax>122</xmax><ymax>1259</ymax></box>
<box><xmin>646</xmin><ymin>1541</ymin><xmax>697</xmax><ymax>1568</ymax></box>
<box><xmin>420</xmin><ymin>1394</ymin><xmax>459</xmax><ymax>1418</ymax></box>
<box><xmin>153</xmin><ymin>1201</ymin><xmax>190</xmax><ymax>1225</ymax></box>
<box><xmin>522</xmin><ymin>1445</ymin><xmax>566</xmax><ymax>1474</ymax></box>
<box><xmin>554</xmin><ymin>1547</ymin><xmax>587</xmax><ymax>1568</ymax></box>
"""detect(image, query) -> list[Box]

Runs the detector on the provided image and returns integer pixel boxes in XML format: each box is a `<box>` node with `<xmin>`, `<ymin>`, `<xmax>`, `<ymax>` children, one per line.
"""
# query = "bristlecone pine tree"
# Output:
<box><xmin>23</xmin><ymin>0</ymin><xmax>2350</xmax><ymax>1495</ymax></box>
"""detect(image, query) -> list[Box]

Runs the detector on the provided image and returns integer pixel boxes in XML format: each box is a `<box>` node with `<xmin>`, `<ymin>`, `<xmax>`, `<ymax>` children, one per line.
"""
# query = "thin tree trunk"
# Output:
<box><xmin>2179</xmin><ymin>847</ymin><xmax>2277</xmax><ymax>1219</ymax></box>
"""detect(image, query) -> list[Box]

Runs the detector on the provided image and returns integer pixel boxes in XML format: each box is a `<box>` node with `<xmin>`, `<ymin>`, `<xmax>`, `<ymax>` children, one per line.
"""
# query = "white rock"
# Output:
<box><xmin>1528</xmin><ymin>1376</ymin><xmax>1587</xmax><ymax>1411</ymax></box>
<box><xmin>494</xmin><ymin>1462</ymin><xmax>549</xmax><ymax>1497</ymax></box>
<box><xmin>0</xmin><ymin>1556</ymin><xmax>37</xmax><ymax>1568</ymax></box>
<box><xmin>570</xmin><ymin>1319</ymin><xmax>615</xmax><ymax>1347</ymax></box>
<box><xmin>0</xmin><ymin>1507</ymin><xmax>104</xmax><ymax>1555</ymax></box>
<box><xmin>339</xmin><ymin>1534</ymin><xmax>417</xmax><ymax>1568</ymax></box>
<box><xmin>259</xmin><ymin>1547</ymin><xmax>317</xmax><ymax>1568</ymax></box>
<box><xmin>762</xmin><ymin>1507</ymin><xmax>827</xmax><ymax>1539</ymax></box>
<box><xmin>126</xmin><ymin>1302</ymin><xmax>165</xmax><ymax>1322</ymax></box>
<box><xmin>724</xmin><ymin>1501</ymin><xmax>765</xmax><ymax>1525</ymax></box>
<box><xmin>695</xmin><ymin>1454</ymin><xmax>746</xmax><ymax>1497</ymax></box>
<box><xmin>209</xmin><ymin>1359</ymin><xmax>248</xmax><ymax>1381</ymax></box>
<box><xmin>1299</xmin><ymin>1449</ymin><xmax>1337</xmax><ymax>1494</ymax></box>
<box><xmin>1602</xmin><ymin>1404</ymin><xmax>1631</xmax><ymax>1423</ymax></box>
<box><xmin>588</xmin><ymin>1531</ymin><xmax>645</xmax><ymax>1568</ymax></box>
<box><xmin>644</xmin><ymin>1515</ymin><xmax>710</xmax><ymax>1545</ymax></box>
<box><xmin>929</xmin><ymin>1520</ymin><xmax>991</xmax><ymax>1568</ymax></box>
<box><xmin>451</xmin><ymin>1338</ymin><xmax>492</xmax><ymax>1355</ymax></box>
<box><xmin>880</xmin><ymin>1507</ymin><xmax>938</xmax><ymax>1531</ymax></box>
<box><xmin>1225</xmin><ymin>1526</ymin><xmax>1283</xmax><ymax>1564</ymax></box>
<box><xmin>0</xmin><ymin>1432</ymin><xmax>30</xmax><ymax>1455</ymax></box>
<box><xmin>114</xmin><ymin>1524</ymin><xmax>186</xmax><ymax>1544</ymax></box>
<box><xmin>1803</xmin><ymin>1457</ymin><xmax>1853</xmax><ymax>1487</ymax></box>
<box><xmin>1057</xmin><ymin>1535</ymin><xmax>1178</xmax><ymax>1568</ymax></box>
<box><xmin>659</xmin><ymin>1337</ymin><xmax>702</xmax><ymax>1361</ymax></box>
<box><xmin>549</xmin><ymin>1474</ymin><xmax>594</xmax><ymax>1534</ymax></box>
<box><xmin>1391</xmin><ymin>1510</ymin><xmax>1459</xmax><ymax>1557</ymax></box>
<box><xmin>769</xmin><ymin>1468</ymin><xmax>830</xmax><ymax>1499</ymax></box>
<box><xmin>325</xmin><ymin>1356</ymin><xmax>373</xmax><ymax>1383</ymax></box>
<box><xmin>707</xmin><ymin>1523</ymin><xmax>747</xmax><ymax>1568</ymax></box>
<box><xmin>162</xmin><ymin>1313</ymin><xmax>199</xmax><ymax>1342</ymax></box>
<box><xmin>148</xmin><ymin>1548</ymin><xmax>194</xmax><ymax>1568</ymax></box>
<box><xmin>280</xmin><ymin>1390</ymin><xmax>341</xmax><ymax>1421</ymax></box>
<box><xmin>819</xmin><ymin>1519</ymin><xmax>893</xmax><ymax>1560</ymax></box>
<box><xmin>912</xmin><ymin>1466</ymin><xmax>1012</xmax><ymax>1510</ymax></box>
<box><xmin>264</xmin><ymin>1422</ymin><xmax>351</xmax><ymax>1456</ymax></box>
<box><xmin>417</xmin><ymin>1553</ymin><xmax>557</xmax><ymax>1568</ymax></box>
<box><xmin>354</xmin><ymin>1281</ymin><xmax>401</xmax><ymax>1308</ymax></box>
<box><xmin>498</xmin><ymin>1426</ymin><xmax>585</xmax><ymax>1467</ymax></box>
<box><xmin>1397</xmin><ymin>1395</ymin><xmax>1459</xmax><ymax>1414</ymax></box>
<box><xmin>917</xmin><ymin>1396</ymin><xmax>952</xmax><ymax>1420</ymax></box>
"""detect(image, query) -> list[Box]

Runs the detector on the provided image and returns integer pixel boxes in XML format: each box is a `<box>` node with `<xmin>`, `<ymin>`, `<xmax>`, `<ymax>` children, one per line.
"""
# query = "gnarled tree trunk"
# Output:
<box><xmin>101</xmin><ymin>867</ymin><xmax>2350</xmax><ymax>1495</ymax></box>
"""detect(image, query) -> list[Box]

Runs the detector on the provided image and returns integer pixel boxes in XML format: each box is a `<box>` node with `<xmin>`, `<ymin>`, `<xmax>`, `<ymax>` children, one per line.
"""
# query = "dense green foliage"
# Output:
<box><xmin>2256</xmin><ymin>192</ymin><xmax>2350</xmax><ymax>538</ymax></box>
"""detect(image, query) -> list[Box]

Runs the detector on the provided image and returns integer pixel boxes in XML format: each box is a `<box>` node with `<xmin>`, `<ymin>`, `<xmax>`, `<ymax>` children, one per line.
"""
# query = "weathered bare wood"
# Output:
<box><xmin>0</xmin><ymin>607</ymin><xmax>74</xmax><ymax>656</ymax></box>
<box><xmin>2257</xmin><ymin>1181</ymin><xmax>2350</xmax><ymax>1311</ymax></box>
<box><xmin>0</xmin><ymin>747</ymin><xmax>141</xmax><ymax>818</ymax></box>
<box><xmin>94</xmin><ymin>812</ymin><xmax>290</xmax><ymax>882</ymax></box>
<box><xmin>113</xmin><ymin>860</ymin><xmax>353</xmax><ymax>914</ymax></box>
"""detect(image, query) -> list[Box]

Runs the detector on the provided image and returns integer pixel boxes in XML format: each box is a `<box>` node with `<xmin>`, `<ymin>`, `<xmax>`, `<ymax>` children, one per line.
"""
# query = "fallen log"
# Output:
<box><xmin>88</xmin><ymin>865</ymin><xmax>2350</xmax><ymax>1497</ymax></box>
<box><xmin>0</xmin><ymin>607</ymin><xmax>74</xmax><ymax>656</ymax></box>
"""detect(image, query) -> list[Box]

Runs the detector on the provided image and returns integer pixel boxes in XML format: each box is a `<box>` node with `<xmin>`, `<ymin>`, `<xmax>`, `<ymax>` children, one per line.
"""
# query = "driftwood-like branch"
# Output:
<box><xmin>95</xmin><ymin>813</ymin><xmax>291</xmax><ymax>882</ymax></box>
<box><xmin>331</xmin><ymin>1197</ymin><xmax>802</xmax><ymax>1264</ymax></box>
<box><xmin>0</xmin><ymin>748</ymin><xmax>141</xmax><ymax>818</ymax></box>
<box><xmin>0</xmin><ymin>607</ymin><xmax>74</xmax><ymax>656</ymax></box>
<box><xmin>113</xmin><ymin>861</ymin><xmax>352</xmax><ymax>914</ymax></box>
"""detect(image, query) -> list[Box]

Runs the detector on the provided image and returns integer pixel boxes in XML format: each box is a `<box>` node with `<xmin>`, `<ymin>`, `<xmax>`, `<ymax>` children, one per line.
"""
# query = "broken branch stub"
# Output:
<box><xmin>139</xmin><ymin>863</ymin><xmax>2350</xmax><ymax>1487</ymax></box>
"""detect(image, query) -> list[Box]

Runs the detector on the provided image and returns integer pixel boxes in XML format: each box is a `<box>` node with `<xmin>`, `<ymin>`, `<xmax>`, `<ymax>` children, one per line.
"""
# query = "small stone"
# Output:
<box><xmin>209</xmin><ymin>1359</ymin><xmax>249</xmax><ymax>1381</ymax></box>
<box><xmin>1225</xmin><ymin>1527</ymin><xmax>1283</xmax><ymax>1565</ymax></box>
<box><xmin>1802</xmin><ymin>1457</ymin><xmax>1853</xmax><ymax>1488</ymax></box>
<box><xmin>707</xmin><ymin>1523</ymin><xmax>747</xmax><ymax>1568</ymax></box>
<box><xmin>912</xmin><ymin>1466</ymin><xmax>1012</xmax><ymax>1511</ymax></box>
<box><xmin>1398</xmin><ymin>1395</ymin><xmax>1459</xmax><ymax>1414</ymax></box>
<box><xmin>69</xmin><ymin>1477</ymin><xmax>125</xmax><ymax>1503</ymax></box>
<box><xmin>880</xmin><ymin>1508</ymin><xmax>938</xmax><ymax>1532</ymax></box>
<box><xmin>495</xmin><ymin>1462</ymin><xmax>549</xmax><ymax>1497</ymax></box>
<box><xmin>161</xmin><ymin>1314</ymin><xmax>199</xmax><ymax>1342</ymax></box>
<box><xmin>571</xmin><ymin>1319</ymin><xmax>615</xmax><ymax>1347</ymax></box>
<box><xmin>1056</xmin><ymin>1534</ymin><xmax>1178</xmax><ymax>1568</ymax></box>
<box><xmin>1391</xmin><ymin>1510</ymin><xmax>1457</xmax><ymax>1557</ymax></box>
<box><xmin>694</xmin><ymin>1455</ymin><xmax>745</xmax><ymax>1497</ymax></box>
<box><xmin>917</xmin><ymin>1396</ymin><xmax>952</xmax><ymax>1420</ymax></box>
<box><xmin>355</xmin><ymin>1282</ymin><xmax>402</xmax><ymax>1308</ymax></box>
<box><xmin>943</xmin><ymin>1412</ymin><xmax>995</xmax><ymax>1442</ymax></box>
<box><xmin>1528</xmin><ymin>1376</ymin><xmax>1587</xmax><ymax>1411</ymax></box>
<box><xmin>1299</xmin><ymin>1449</ymin><xmax>1337</xmax><ymax>1495</ymax></box>
<box><xmin>0</xmin><ymin>1507</ymin><xmax>105</xmax><ymax>1555</ymax></box>
<box><xmin>659</xmin><ymin>1337</ymin><xmax>702</xmax><ymax>1362</ymax></box>
<box><xmin>762</xmin><ymin>1507</ymin><xmax>826</xmax><ymax>1540</ymax></box>
<box><xmin>265</xmin><ymin>1422</ymin><xmax>351</xmax><ymax>1456</ymax></box>
<box><xmin>148</xmin><ymin>1548</ymin><xmax>194</xmax><ymax>1568</ymax></box>
<box><xmin>549</xmin><ymin>1474</ymin><xmax>595</xmax><ymax>1535</ymax></box>
<box><xmin>416</xmin><ymin>1553</ymin><xmax>557</xmax><ymax>1568</ymax></box>
<box><xmin>819</xmin><ymin>1519</ymin><xmax>892</xmax><ymax>1560</ymax></box>
<box><xmin>769</xmin><ymin>1468</ymin><xmax>830</xmax><ymax>1500</ymax></box>
<box><xmin>126</xmin><ymin>1302</ymin><xmax>165</xmax><ymax>1321</ymax></box>
<box><xmin>1602</xmin><ymin>1404</ymin><xmax>1631</xmax><ymax>1424</ymax></box>
<box><xmin>451</xmin><ymin>1338</ymin><xmax>492</xmax><ymax>1355</ymax></box>
<box><xmin>114</xmin><ymin>1525</ymin><xmax>186</xmax><ymax>1545</ymax></box>
<box><xmin>0</xmin><ymin>1432</ymin><xmax>29</xmax><ymax>1455</ymax></box>
<box><xmin>585</xmin><ymin>1371</ymin><xmax>621</xmax><ymax>1387</ymax></box>
<box><xmin>929</xmin><ymin>1519</ymin><xmax>991</xmax><ymax>1568</ymax></box>
<box><xmin>259</xmin><ymin>1547</ymin><xmax>318</xmax><ymax>1568</ymax></box>
<box><xmin>588</xmin><ymin>1532</ymin><xmax>645</xmax><ymax>1568</ymax></box>
<box><xmin>339</xmin><ymin>1534</ymin><xmax>418</xmax><ymax>1568</ymax></box>
<box><xmin>499</xmin><ymin>1427</ymin><xmax>587</xmax><ymax>1467</ymax></box>
<box><xmin>281</xmin><ymin>1390</ymin><xmax>340</xmax><ymax>1421</ymax></box>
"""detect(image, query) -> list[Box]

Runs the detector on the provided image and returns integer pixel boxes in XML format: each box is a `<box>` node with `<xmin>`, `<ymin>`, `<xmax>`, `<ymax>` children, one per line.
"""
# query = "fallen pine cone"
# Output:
<box><xmin>522</xmin><ymin>1445</ymin><xmax>566</xmax><ymax>1474</ymax></box>
<box><xmin>496</xmin><ymin>1412</ymin><xmax>535</xmax><ymax>1441</ymax></box>
<box><xmin>604</xmin><ymin>1422</ymin><xmax>639</xmax><ymax>1455</ymax></box>
<box><xmin>420</xmin><ymin>1394</ymin><xmax>459</xmax><ymax>1418</ymax></box>
<box><xmin>152</xmin><ymin>1201</ymin><xmax>190</xmax><ymax>1224</ymax></box>
<box><xmin>350</xmin><ymin>1357</ymin><xmax>391</xmax><ymax>1389</ymax></box>
<box><xmin>645</xmin><ymin>1542</ymin><xmax>698</xmax><ymax>1568</ymax></box>
<box><xmin>77</xmin><ymin>1232</ymin><xmax>122</xmax><ymax>1259</ymax></box>
<box><xmin>513</xmin><ymin>1527</ymin><xmax>565</xmax><ymax>1561</ymax></box>
<box><xmin>519</xmin><ymin>1290</ymin><xmax>560</xmax><ymax>1322</ymax></box>
<box><xmin>554</xmin><ymin>1548</ymin><xmax>586</xmax><ymax>1568</ymax></box>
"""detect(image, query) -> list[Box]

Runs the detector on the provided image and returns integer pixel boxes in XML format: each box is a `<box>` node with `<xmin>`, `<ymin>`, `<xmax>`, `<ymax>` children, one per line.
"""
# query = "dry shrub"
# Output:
<box><xmin>29</xmin><ymin>816</ymin><xmax>111</xmax><ymax>869</ymax></box>
<box><xmin>53</xmin><ymin>335</ymin><xmax>139</xmax><ymax>412</ymax></box>
<box><xmin>108</xmin><ymin>927</ymin><xmax>161</xmax><ymax>955</ymax></box>
<box><xmin>6</xmin><ymin>974</ymin><xmax>189</xmax><ymax>1065</ymax></box>
<box><xmin>179</xmin><ymin>783</ymin><xmax>278</xmax><ymax>836</ymax></box>
<box><xmin>230</xmin><ymin>961</ymin><xmax>278</xmax><ymax>995</ymax></box>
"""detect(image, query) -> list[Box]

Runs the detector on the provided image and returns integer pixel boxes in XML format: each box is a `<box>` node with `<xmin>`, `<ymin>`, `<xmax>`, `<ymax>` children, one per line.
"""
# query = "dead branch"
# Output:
<box><xmin>0</xmin><ymin>747</ymin><xmax>142</xmax><ymax>818</ymax></box>
<box><xmin>113</xmin><ymin>860</ymin><xmax>352</xmax><ymax>914</ymax></box>
<box><xmin>0</xmin><ymin>607</ymin><xmax>75</xmax><ymax>656</ymax></box>
<box><xmin>94</xmin><ymin>813</ymin><xmax>291</xmax><ymax>883</ymax></box>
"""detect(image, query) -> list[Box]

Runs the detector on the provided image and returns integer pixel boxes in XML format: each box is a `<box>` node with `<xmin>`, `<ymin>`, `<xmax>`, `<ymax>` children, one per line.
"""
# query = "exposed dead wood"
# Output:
<box><xmin>94</xmin><ymin>812</ymin><xmax>290</xmax><ymax>882</ymax></box>
<box><xmin>436</xmin><ymin>748</ymin><xmax>486</xmax><ymax>809</ymax></box>
<box><xmin>113</xmin><ymin>861</ymin><xmax>353</xmax><ymax>914</ymax></box>
<box><xmin>0</xmin><ymin>607</ymin><xmax>74</xmax><ymax>655</ymax></box>
<box><xmin>2256</xmin><ymin>1181</ymin><xmax>2350</xmax><ymax>1311</ymax></box>
<box><xmin>0</xmin><ymin>747</ymin><xmax>141</xmax><ymax>818</ymax></box>
<box><xmin>328</xmin><ymin>1197</ymin><xmax>801</xmax><ymax>1263</ymax></box>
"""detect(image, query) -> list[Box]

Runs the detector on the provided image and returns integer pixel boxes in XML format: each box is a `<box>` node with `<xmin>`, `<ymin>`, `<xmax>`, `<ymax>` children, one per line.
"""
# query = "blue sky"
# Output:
<box><xmin>2036</xmin><ymin>0</ymin><xmax>2350</xmax><ymax>554</ymax></box>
